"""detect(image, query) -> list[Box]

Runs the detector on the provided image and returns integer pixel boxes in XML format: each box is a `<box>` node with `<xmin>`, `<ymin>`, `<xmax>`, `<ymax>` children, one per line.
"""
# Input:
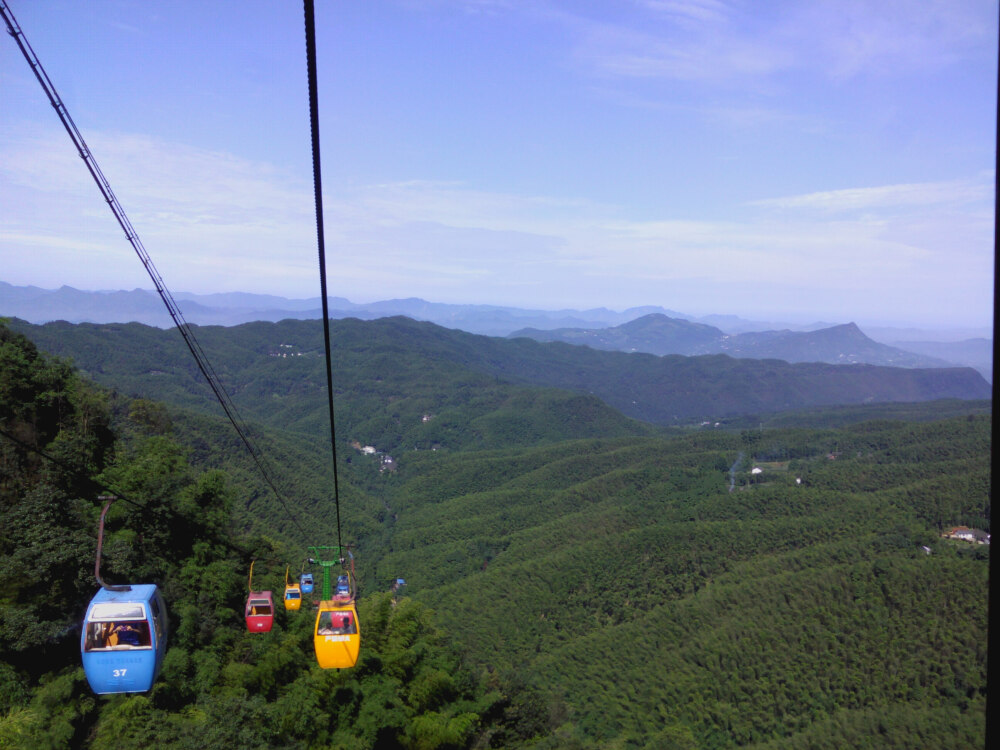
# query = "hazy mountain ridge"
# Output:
<box><xmin>715</xmin><ymin>322</ymin><xmax>945</xmax><ymax>365</ymax></box>
<box><xmin>510</xmin><ymin>314</ymin><xmax>977</xmax><ymax>372</ymax></box>
<box><xmin>7</xmin><ymin>280</ymin><xmax>988</xmax><ymax>338</ymax></box>
<box><xmin>8</xmin><ymin>317</ymin><xmax>990</xmax><ymax>436</ymax></box>
<box><xmin>2</xmin><ymin>281</ymin><xmax>989</xmax><ymax>377</ymax></box>
<box><xmin>2</xmin><ymin>281</ymin><xmax>687</xmax><ymax>334</ymax></box>
<box><xmin>884</xmin><ymin>337</ymin><xmax>993</xmax><ymax>383</ymax></box>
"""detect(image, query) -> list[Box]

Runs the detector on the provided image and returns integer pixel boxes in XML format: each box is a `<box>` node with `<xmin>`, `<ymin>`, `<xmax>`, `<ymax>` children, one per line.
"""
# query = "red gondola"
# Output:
<box><xmin>245</xmin><ymin>561</ymin><xmax>274</xmax><ymax>633</ymax></box>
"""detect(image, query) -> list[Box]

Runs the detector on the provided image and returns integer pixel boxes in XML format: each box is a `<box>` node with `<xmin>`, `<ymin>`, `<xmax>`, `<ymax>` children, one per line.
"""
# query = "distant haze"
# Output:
<box><xmin>1</xmin><ymin>281</ymin><xmax>991</xmax><ymax>343</ymax></box>
<box><xmin>0</xmin><ymin>1</ymin><xmax>995</xmax><ymax>329</ymax></box>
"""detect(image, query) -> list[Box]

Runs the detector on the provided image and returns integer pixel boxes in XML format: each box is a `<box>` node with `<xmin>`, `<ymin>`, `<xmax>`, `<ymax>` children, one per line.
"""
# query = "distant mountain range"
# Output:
<box><xmin>1</xmin><ymin>281</ymin><xmax>991</xmax><ymax>379</ymax></box>
<box><xmin>510</xmin><ymin>314</ymin><xmax>955</xmax><ymax>369</ymax></box>
<box><xmin>0</xmin><ymin>281</ymin><xmax>693</xmax><ymax>333</ymax></box>
<box><xmin>882</xmin><ymin>337</ymin><xmax>993</xmax><ymax>382</ymax></box>
<box><xmin>8</xmin><ymin>316</ymin><xmax>991</xmax><ymax>431</ymax></box>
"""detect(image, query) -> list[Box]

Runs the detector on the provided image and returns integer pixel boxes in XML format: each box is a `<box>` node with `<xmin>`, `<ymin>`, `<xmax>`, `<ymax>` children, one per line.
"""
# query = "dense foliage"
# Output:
<box><xmin>9</xmin><ymin>317</ymin><xmax>989</xmax><ymax>437</ymax></box>
<box><xmin>367</xmin><ymin>417</ymin><xmax>988</xmax><ymax>748</ymax></box>
<box><xmin>0</xmin><ymin>323</ymin><xmax>530</xmax><ymax>748</ymax></box>
<box><xmin>1</xmin><ymin>319</ymin><xmax>989</xmax><ymax>748</ymax></box>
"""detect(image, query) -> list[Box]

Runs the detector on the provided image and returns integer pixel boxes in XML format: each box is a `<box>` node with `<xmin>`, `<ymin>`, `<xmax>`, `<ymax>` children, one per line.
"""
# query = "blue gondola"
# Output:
<box><xmin>300</xmin><ymin>572</ymin><xmax>314</xmax><ymax>594</ymax></box>
<box><xmin>81</xmin><ymin>584</ymin><xmax>168</xmax><ymax>694</ymax></box>
<box><xmin>335</xmin><ymin>574</ymin><xmax>351</xmax><ymax>600</ymax></box>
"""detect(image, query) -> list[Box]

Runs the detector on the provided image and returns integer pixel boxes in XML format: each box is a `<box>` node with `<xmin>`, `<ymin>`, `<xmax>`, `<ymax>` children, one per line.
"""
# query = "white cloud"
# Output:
<box><xmin>558</xmin><ymin>0</ymin><xmax>994</xmax><ymax>89</ymax></box>
<box><xmin>570</xmin><ymin>11</ymin><xmax>789</xmax><ymax>85</ymax></box>
<box><xmin>786</xmin><ymin>0</ymin><xmax>997</xmax><ymax>81</ymax></box>
<box><xmin>0</xmin><ymin>130</ymin><xmax>318</xmax><ymax>294</ymax></box>
<box><xmin>0</xmin><ymin>126</ymin><xmax>992</xmax><ymax>324</ymax></box>
<box><xmin>639</xmin><ymin>0</ymin><xmax>732</xmax><ymax>26</ymax></box>
<box><xmin>749</xmin><ymin>177</ymin><xmax>994</xmax><ymax>213</ymax></box>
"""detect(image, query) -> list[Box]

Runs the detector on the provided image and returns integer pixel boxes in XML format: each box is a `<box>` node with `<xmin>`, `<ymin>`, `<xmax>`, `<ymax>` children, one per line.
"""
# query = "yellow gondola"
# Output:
<box><xmin>283</xmin><ymin>567</ymin><xmax>302</xmax><ymax>611</ymax></box>
<box><xmin>313</xmin><ymin>600</ymin><xmax>360</xmax><ymax>668</ymax></box>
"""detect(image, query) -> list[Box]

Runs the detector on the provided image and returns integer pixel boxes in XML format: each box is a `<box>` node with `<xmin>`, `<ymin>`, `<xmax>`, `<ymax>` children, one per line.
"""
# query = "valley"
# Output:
<box><xmin>0</xmin><ymin>317</ymin><xmax>989</xmax><ymax>748</ymax></box>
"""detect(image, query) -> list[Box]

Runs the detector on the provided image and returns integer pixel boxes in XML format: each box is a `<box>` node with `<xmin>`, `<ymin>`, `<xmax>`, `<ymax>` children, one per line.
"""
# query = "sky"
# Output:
<box><xmin>1</xmin><ymin>0</ymin><xmax>996</xmax><ymax>329</ymax></box>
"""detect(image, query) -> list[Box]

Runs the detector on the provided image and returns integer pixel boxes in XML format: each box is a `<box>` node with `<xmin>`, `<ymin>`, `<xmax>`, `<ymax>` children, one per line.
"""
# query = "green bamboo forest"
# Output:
<box><xmin>0</xmin><ymin>318</ymin><xmax>990</xmax><ymax>748</ymax></box>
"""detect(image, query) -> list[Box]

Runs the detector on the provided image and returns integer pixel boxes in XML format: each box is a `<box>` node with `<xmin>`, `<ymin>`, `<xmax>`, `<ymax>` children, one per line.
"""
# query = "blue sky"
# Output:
<box><xmin>1</xmin><ymin>0</ymin><xmax>996</xmax><ymax>328</ymax></box>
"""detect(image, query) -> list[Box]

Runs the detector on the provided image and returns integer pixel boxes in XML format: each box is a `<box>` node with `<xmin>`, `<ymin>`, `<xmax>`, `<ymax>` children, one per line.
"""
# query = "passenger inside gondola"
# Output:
<box><xmin>84</xmin><ymin>620</ymin><xmax>151</xmax><ymax>650</ymax></box>
<box><xmin>317</xmin><ymin>611</ymin><xmax>356</xmax><ymax>635</ymax></box>
<box><xmin>112</xmin><ymin>622</ymin><xmax>145</xmax><ymax>646</ymax></box>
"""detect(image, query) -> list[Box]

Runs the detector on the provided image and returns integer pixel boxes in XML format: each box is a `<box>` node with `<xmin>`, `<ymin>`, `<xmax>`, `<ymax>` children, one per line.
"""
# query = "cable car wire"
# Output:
<box><xmin>0</xmin><ymin>0</ymin><xmax>309</xmax><ymax>543</ymax></box>
<box><xmin>304</xmin><ymin>0</ymin><xmax>345</xmax><ymax>555</ymax></box>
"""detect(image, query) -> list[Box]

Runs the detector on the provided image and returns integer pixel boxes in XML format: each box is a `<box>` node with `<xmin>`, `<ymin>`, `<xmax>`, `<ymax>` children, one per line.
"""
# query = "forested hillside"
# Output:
<box><xmin>0</xmin><ymin>323</ymin><xmax>540</xmax><ymax>748</ymax></box>
<box><xmin>1</xmin><ymin>320</ymin><xmax>989</xmax><ymax>748</ymax></box>
<box><xmin>9</xmin><ymin>318</ymin><xmax>989</xmax><ymax>438</ymax></box>
<box><xmin>372</xmin><ymin>417</ymin><xmax>989</xmax><ymax>747</ymax></box>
